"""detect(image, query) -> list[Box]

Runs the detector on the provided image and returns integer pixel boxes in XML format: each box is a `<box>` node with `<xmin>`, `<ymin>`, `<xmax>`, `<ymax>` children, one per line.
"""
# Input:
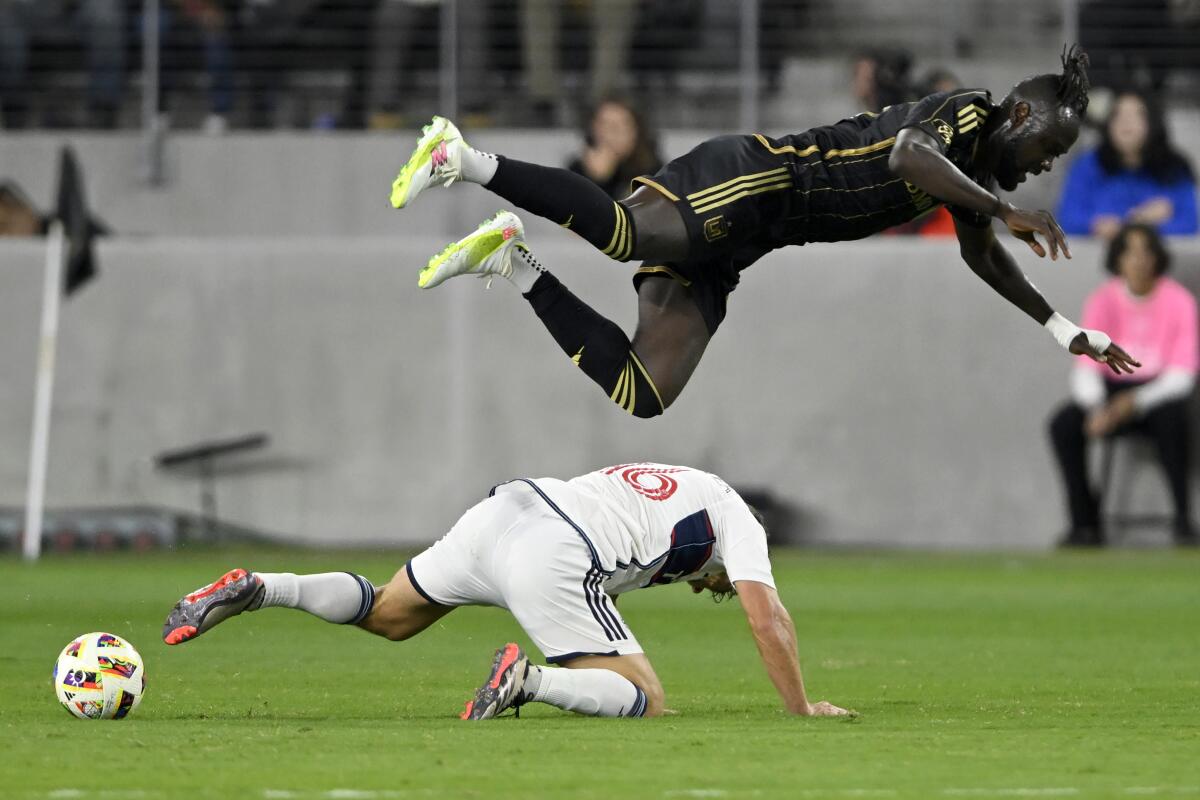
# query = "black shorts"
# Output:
<box><xmin>630</xmin><ymin>134</ymin><xmax>793</xmax><ymax>335</ymax></box>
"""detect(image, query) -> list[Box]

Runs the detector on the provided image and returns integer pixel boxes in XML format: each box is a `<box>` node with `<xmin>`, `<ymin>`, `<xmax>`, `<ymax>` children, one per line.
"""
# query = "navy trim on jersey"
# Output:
<box><xmin>490</xmin><ymin>478</ymin><xmax>612</xmax><ymax>575</ymax></box>
<box><xmin>545</xmin><ymin>649</ymin><xmax>620</xmax><ymax>665</ymax></box>
<box><xmin>649</xmin><ymin>509</ymin><xmax>716</xmax><ymax>585</ymax></box>
<box><xmin>404</xmin><ymin>561</ymin><xmax>445</xmax><ymax>606</ymax></box>
<box><xmin>585</xmin><ymin>567</ymin><xmax>626</xmax><ymax>640</ymax></box>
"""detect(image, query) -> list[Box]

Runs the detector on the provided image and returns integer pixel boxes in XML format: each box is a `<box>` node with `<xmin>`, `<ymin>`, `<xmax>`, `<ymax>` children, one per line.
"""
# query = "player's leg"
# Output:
<box><xmin>162</xmin><ymin>568</ymin><xmax>383</xmax><ymax>645</ymax></box>
<box><xmin>419</xmin><ymin>214</ymin><xmax>708</xmax><ymax>416</ymax></box>
<box><xmin>162</xmin><ymin>494</ymin><xmax>512</xmax><ymax>645</ymax></box>
<box><xmin>548</xmin><ymin>652</ymin><xmax>665</xmax><ymax>717</ymax></box>
<box><xmin>462</xmin><ymin>507</ymin><xmax>654</xmax><ymax>719</ymax></box>
<box><xmin>356</xmin><ymin>565</ymin><xmax>455</xmax><ymax>641</ymax></box>
<box><xmin>390</xmin><ymin>117</ymin><xmax>690</xmax><ymax>264</ymax></box>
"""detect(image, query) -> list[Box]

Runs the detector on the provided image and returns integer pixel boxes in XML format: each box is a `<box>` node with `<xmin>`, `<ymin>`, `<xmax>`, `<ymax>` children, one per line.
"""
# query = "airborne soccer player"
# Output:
<box><xmin>162</xmin><ymin>463</ymin><xmax>851</xmax><ymax>720</ymax></box>
<box><xmin>390</xmin><ymin>46</ymin><xmax>1138</xmax><ymax>417</ymax></box>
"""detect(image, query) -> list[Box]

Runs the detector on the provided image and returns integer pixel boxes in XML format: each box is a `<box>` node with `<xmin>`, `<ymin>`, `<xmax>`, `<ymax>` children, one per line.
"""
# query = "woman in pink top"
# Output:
<box><xmin>1048</xmin><ymin>223</ymin><xmax>1198</xmax><ymax>547</ymax></box>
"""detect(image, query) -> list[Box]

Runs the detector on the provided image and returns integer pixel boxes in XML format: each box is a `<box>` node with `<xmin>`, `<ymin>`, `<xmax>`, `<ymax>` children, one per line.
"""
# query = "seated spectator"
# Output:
<box><xmin>0</xmin><ymin>0</ymin><xmax>127</xmax><ymax>128</ymax></box>
<box><xmin>1048</xmin><ymin>223</ymin><xmax>1198</xmax><ymax>548</ymax></box>
<box><xmin>1055</xmin><ymin>90</ymin><xmax>1197</xmax><ymax>239</ymax></box>
<box><xmin>568</xmin><ymin>97</ymin><xmax>663</xmax><ymax>200</ymax></box>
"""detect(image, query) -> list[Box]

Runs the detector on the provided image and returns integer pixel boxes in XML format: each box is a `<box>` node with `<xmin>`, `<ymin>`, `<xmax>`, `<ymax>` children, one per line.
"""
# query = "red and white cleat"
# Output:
<box><xmin>460</xmin><ymin>643</ymin><xmax>530</xmax><ymax>720</ymax></box>
<box><xmin>162</xmin><ymin>568</ymin><xmax>264</xmax><ymax>646</ymax></box>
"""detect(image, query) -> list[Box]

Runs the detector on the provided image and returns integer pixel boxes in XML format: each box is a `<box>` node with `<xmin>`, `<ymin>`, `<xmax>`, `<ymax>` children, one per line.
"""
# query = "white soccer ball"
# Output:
<box><xmin>53</xmin><ymin>632</ymin><xmax>146</xmax><ymax>720</ymax></box>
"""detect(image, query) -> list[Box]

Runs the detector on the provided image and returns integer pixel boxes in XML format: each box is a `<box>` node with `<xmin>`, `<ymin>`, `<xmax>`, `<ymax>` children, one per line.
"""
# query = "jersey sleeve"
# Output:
<box><xmin>900</xmin><ymin>89</ymin><xmax>995</xmax><ymax>228</ymax></box>
<box><xmin>712</xmin><ymin>498</ymin><xmax>775</xmax><ymax>589</ymax></box>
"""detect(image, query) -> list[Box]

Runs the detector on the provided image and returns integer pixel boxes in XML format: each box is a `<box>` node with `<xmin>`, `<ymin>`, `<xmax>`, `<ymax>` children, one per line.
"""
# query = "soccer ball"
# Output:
<box><xmin>53</xmin><ymin>632</ymin><xmax>146</xmax><ymax>720</ymax></box>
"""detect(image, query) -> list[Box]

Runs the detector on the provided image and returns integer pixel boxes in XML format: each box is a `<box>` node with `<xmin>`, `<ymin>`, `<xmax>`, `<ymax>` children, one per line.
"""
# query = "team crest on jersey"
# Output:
<box><xmin>603</xmin><ymin>464</ymin><xmax>688</xmax><ymax>501</ymax></box>
<box><xmin>936</xmin><ymin>122</ymin><xmax>954</xmax><ymax>146</ymax></box>
<box><xmin>702</xmin><ymin>215</ymin><xmax>728</xmax><ymax>242</ymax></box>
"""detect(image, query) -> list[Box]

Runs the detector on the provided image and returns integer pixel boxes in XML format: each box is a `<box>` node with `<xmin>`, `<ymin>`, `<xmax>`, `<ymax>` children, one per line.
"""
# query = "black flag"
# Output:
<box><xmin>55</xmin><ymin>146</ymin><xmax>104</xmax><ymax>296</ymax></box>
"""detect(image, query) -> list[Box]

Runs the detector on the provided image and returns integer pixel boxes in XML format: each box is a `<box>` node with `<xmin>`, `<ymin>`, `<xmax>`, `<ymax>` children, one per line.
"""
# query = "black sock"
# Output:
<box><xmin>487</xmin><ymin>156</ymin><xmax>636</xmax><ymax>261</ymax></box>
<box><xmin>523</xmin><ymin>272</ymin><xmax>664</xmax><ymax>417</ymax></box>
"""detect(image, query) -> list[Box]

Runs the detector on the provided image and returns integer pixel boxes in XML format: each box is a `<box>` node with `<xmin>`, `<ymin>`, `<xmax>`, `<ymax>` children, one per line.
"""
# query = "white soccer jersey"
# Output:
<box><xmin>492</xmin><ymin>463</ymin><xmax>775</xmax><ymax>596</ymax></box>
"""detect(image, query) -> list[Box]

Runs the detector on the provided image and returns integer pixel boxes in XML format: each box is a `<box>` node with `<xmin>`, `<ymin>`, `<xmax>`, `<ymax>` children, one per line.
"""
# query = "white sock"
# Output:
<box><xmin>459</xmin><ymin>145</ymin><xmax>499</xmax><ymax>185</ymax></box>
<box><xmin>254</xmin><ymin>572</ymin><xmax>375</xmax><ymax>625</ymax></box>
<box><xmin>509</xmin><ymin>247</ymin><xmax>547</xmax><ymax>294</ymax></box>
<box><xmin>522</xmin><ymin>665</ymin><xmax>647</xmax><ymax>717</ymax></box>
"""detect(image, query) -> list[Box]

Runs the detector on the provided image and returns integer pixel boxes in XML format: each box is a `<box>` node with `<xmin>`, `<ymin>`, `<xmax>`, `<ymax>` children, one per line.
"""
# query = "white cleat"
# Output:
<box><xmin>418</xmin><ymin>211</ymin><xmax>527</xmax><ymax>290</ymax></box>
<box><xmin>390</xmin><ymin>116</ymin><xmax>466</xmax><ymax>210</ymax></box>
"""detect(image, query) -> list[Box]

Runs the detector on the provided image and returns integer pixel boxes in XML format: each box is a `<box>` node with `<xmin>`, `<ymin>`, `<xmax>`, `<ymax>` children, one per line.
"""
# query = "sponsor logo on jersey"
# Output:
<box><xmin>603</xmin><ymin>463</ymin><xmax>688</xmax><ymax>501</ymax></box>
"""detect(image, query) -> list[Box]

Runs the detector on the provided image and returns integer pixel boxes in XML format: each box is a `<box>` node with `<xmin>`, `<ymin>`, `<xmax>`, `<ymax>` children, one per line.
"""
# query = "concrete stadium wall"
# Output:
<box><xmin>0</xmin><ymin>128</ymin><xmax>1077</xmax><ymax>238</ymax></box>
<box><xmin>3</xmin><ymin>233</ymin><xmax>1197</xmax><ymax>548</ymax></box>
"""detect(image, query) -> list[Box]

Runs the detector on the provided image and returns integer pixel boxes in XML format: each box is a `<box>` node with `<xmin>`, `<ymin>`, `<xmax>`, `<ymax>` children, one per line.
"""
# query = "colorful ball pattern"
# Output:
<box><xmin>53</xmin><ymin>633</ymin><xmax>146</xmax><ymax>720</ymax></box>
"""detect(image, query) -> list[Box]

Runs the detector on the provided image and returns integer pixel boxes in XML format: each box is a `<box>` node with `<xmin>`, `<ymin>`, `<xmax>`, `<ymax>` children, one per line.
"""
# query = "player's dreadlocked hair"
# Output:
<box><xmin>1057</xmin><ymin>44</ymin><xmax>1090</xmax><ymax>117</ymax></box>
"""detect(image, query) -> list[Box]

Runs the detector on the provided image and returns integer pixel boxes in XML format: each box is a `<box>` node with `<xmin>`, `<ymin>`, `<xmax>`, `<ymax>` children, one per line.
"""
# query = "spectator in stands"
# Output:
<box><xmin>0</xmin><ymin>0</ymin><xmax>127</xmax><ymax>128</ymax></box>
<box><xmin>522</xmin><ymin>0</ymin><xmax>638</xmax><ymax>126</ymax></box>
<box><xmin>363</xmin><ymin>0</ymin><xmax>492</xmax><ymax>130</ymax></box>
<box><xmin>1048</xmin><ymin>223</ymin><xmax>1198</xmax><ymax>548</ymax></box>
<box><xmin>159</xmin><ymin>0</ymin><xmax>236</xmax><ymax>131</ymax></box>
<box><xmin>1055</xmin><ymin>90</ymin><xmax>1197</xmax><ymax>239</ymax></box>
<box><xmin>851</xmin><ymin>47</ymin><xmax>913</xmax><ymax>112</ymax></box>
<box><xmin>567</xmin><ymin>97</ymin><xmax>662</xmax><ymax>200</ymax></box>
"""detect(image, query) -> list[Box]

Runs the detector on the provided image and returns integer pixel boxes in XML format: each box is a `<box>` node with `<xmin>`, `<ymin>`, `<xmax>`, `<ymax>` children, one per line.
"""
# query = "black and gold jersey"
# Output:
<box><xmin>763</xmin><ymin>88</ymin><xmax>996</xmax><ymax>245</ymax></box>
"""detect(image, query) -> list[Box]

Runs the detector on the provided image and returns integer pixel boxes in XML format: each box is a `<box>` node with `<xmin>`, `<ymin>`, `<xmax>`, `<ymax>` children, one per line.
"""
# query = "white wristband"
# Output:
<box><xmin>1044</xmin><ymin>312</ymin><xmax>1112</xmax><ymax>354</ymax></box>
<box><xmin>1044</xmin><ymin>312</ymin><xmax>1082</xmax><ymax>350</ymax></box>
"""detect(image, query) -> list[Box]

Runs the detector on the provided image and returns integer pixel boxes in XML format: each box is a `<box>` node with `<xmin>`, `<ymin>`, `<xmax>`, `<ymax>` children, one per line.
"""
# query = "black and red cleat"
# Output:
<box><xmin>460</xmin><ymin>642</ymin><xmax>529</xmax><ymax>720</ymax></box>
<box><xmin>162</xmin><ymin>568</ymin><xmax>264</xmax><ymax>645</ymax></box>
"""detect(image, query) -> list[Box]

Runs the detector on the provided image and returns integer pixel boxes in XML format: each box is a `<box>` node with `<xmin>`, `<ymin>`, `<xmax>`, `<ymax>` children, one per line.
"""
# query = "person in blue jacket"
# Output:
<box><xmin>1056</xmin><ymin>89</ymin><xmax>1197</xmax><ymax>238</ymax></box>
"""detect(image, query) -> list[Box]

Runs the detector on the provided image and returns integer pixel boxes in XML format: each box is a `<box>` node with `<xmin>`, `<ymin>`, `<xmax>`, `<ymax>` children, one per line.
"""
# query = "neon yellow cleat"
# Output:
<box><xmin>418</xmin><ymin>211</ymin><xmax>527</xmax><ymax>290</ymax></box>
<box><xmin>390</xmin><ymin>116</ymin><xmax>466</xmax><ymax>210</ymax></box>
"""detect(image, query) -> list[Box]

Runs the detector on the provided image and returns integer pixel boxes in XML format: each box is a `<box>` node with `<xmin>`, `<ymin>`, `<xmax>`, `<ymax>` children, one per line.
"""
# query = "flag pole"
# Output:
<box><xmin>23</xmin><ymin>220</ymin><xmax>66</xmax><ymax>561</ymax></box>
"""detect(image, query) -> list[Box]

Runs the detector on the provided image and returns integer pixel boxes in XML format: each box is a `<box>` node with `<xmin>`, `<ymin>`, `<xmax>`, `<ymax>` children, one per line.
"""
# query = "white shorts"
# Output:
<box><xmin>406</xmin><ymin>483</ymin><xmax>642</xmax><ymax>664</ymax></box>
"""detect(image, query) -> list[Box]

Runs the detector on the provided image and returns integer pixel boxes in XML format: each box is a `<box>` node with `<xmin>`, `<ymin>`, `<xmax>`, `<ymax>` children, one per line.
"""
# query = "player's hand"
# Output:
<box><xmin>1069</xmin><ymin>333</ymin><xmax>1141</xmax><ymax>375</ymax></box>
<box><xmin>802</xmin><ymin>700</ymin><xmax>855</xmax><ymax>717</ymax></box>
<box><xmin>999</xmin><ymin>203</ymin><xmax>1070</xmax><ymax>261</ymax></box>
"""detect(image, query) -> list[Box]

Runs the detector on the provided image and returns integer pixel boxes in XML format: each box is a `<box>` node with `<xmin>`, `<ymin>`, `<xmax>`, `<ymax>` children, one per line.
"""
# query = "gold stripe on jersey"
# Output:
<box><xmin>753</xmin><ymin>134</ymin><xmax>897</xmax><ymax>161</ymax></box>
<box><xmin>631</xmin><ymin>176</ymin><xmax>680</xmax><ymax>202</ymax></box>
<box><xmin>822</xmin><ymin>137</ymin><xmax>896</xmax><ymax>159</ymax></box>
<box><xmin>687</xmin><ymin>166</ymin><xmax>790</xmax><ymax>201</ymax></box>
<box><xmin>754</xmin><ymin>135</ymin><xmax>820</xmax><ymax>157</ymax></box>
<box><xmin>692</xmin><ymin>180</ymin><xmax>793</xmax><ymax>214</ymax></box>
<box><xmin>688</xmin><ymin>171</ymin><xmax>792</xmax><ymax>210</ymax></box>
<box><xmin>635</xmin><ymin>264</ymin><xmax>693</xmax><ymax>287</ymax></box>
<box><xmin>798</xmin><ymin>177</ymin><xmax>906</xmax><ymax>196</ymax></box>
<box><xmin>921</xmin><ymin>90</ymin><xmax>988</xmax><ymax>123</ymax></box>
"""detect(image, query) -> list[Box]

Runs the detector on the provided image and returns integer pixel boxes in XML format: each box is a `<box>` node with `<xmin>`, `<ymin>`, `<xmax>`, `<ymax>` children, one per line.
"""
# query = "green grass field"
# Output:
<box><xmin>2</xmin><ymin>548</ymin><xmax>1198</xmax><ymax>800</ymax></box>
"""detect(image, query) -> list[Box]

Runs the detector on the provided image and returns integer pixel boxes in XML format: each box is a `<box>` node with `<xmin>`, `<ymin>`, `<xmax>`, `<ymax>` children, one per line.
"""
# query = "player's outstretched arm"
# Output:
<box><xmin>890</xmin><ymin>128</ymin><xmax>1071</xmax><ymax>260</ymax></box>
<box><xmin>954</xmin><ymin>219</ymin><xmax>1141</xmax><ymax>375</ymax></box>
<box><xmin>736</xmin><ymin>580</ymin><xmax>851</xmax><ymax>717</ymax></box>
